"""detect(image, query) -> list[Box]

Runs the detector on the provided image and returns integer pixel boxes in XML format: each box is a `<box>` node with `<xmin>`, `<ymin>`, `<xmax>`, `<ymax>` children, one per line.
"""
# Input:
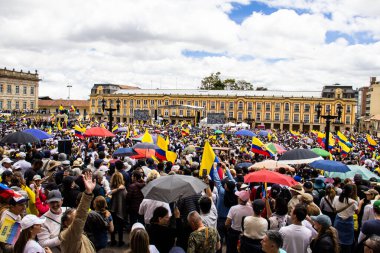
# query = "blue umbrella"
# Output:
<box><xmin>235</xmin><ymin>162</ymin><xmax>253</xmax><ymax>170</ymax></box>
<box><xmin>309</xmin><ymin>160</ymin><xmax>350</xmax><ymax>173</ymax></box>
<box><xmin>258</xmin><ymin>130</ymin><xmax>269</xmax><ymax>137</ymax></box>
<box><xmin>113</xmin><ymin>148</ymin><xmax>138</xmax><ymax>157</ymax></box>
<box><xmin>235</xmin><ymin>129</ymin><xmax>256</xmax><ymax>137</ymax></box>
<box><xmin>358</xmin><ymin>137</ymin><xmax>366</xmax><ymax>143</ymax></box>
<box><xmin>23</xmin><ymin>129</ymin><xmax>52</xmax><ymax>140</ymax></box>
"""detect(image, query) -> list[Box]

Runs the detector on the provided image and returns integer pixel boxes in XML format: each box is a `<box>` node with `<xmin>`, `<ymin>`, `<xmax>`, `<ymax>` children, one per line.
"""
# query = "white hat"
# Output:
<box><xmin>20</xmin><ymin>214</ymin><xmax>46</xmax><ymax>230</ymax></box>
<box><xmin>131</xmin><ymin>222</ymin><xmax>145</xmax><ymax>232</ymax></box>
<box><xmin>98</xmin><ymin>165</ymin><xmax>109</xmax><ymax>173</ymax></box>
<box><xmin>1</xmin><ymin>158</ymin><xmax>13</xmax><ymax>164</ymax></box>
<box><xmin>33</xmin><ymin>175</ymin><xmax>42</xmax><ymax>181</ymax></box>
<box><xmin>17</xmin><ymin>152</ymin><xmax>26</xmax><ymax>158</ymax></box>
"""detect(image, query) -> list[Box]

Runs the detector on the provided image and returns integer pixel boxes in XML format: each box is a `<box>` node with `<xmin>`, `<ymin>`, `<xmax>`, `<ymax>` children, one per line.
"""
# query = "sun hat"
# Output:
<box><xmin>235</xmin><ymin>190</ymin><xmax>250</xmax><ymax>202</ymax></box>
<box><xmin>364</xmin><ymin>189</ymin><xmax>379</xmax><ymax>196</ymax></box>
<box><xmin>290</xmin><ymin>184</ymin><xmax>305</xmax><ymax>194</ymax></box>
<box><xmin>47</xmin><ymin>190</ymin><xmax>63</xmax><ymax>203</ymax></box>
<box><xmin>47</xmin><ymin>160</ymin><xmax>61</xmax><ymax>171</ymax></box>
<box><xmin>20</xmin><ymin>214</ymin><xmax>46</xmax><ymax>230</ymax></box>
<box><xmin>314</xmin><ymin>178</ymin><xmax>326</xmax><ymax>189</ymax></box>
<box><xmin>311</xmin><ymin>214</ymin><xmax>332</xmax><ymax>228</ymax></box>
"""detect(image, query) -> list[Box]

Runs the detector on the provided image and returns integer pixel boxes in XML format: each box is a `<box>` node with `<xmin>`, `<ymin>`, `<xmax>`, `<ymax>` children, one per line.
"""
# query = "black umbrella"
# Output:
<box><xmin>132</xmin><ymin>143</ymin><xmax>159</xmax><ymax>150</ymax></box>
<box><xmin>278</xmin><ymin>149</ymin><xmax>323</xmax><ymax>164</ymax></box>
<box><xmin>1</xmin><ymin>131</ymin><xmax>40</xmax><ymax>144</ymax></box>
<box><xmin>235</xmin><ymin>162</ymin><xmax>253</xmax><ymax>170</ymax></box>
<box><xmin>113</xmin><ymin>148</ymin><xmax>139</xmax><ymax>157</ymax></box>
<box><xmin>141</xmin><ymin>174</ymin><xmax>208</xmax><ymax>203</ymax></box>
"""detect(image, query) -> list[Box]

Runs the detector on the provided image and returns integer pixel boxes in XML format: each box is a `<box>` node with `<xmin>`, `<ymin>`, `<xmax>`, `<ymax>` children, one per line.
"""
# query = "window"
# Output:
<box><xmin>238</xmin><ymin>112</ymin><xmax>243</xmax><ymax>121</ymax></box>
<box><xmin>284</xmin><ymin>103</ymin><xmax>290</xmax><ymax>111</ymax></box>
<box><xmin>171</xmin><ymin>110</ymin><xmax>176</xmax><ymax>116</ymax></box>
<box><xmin>304</xmin><ymin>114</ymin><xmax>309</xmax><ymax>123</ymax></box>
<box><xmin>238</xmin><ymin>101</ymin><xmax>243</xmax><ymax>110</ymax></box>
<box><xmin>256</xmin><ymin>112</ymin><xmax>261</xmax><ymax>121</ymax></box>
<box><xmin>91</xmin><ymin>99</ymin><xmax>95</xmax><ymax>106</ymax></box>
<box><xmin>7</xmin><ymin>100</ymin><xmax>11</xmax><ymax>110</ymax></box>
<box><xmin>256</xmin><ymin>102</ymin><xmax>262</xmax><ymax>111</ymax></box>
<box><xmin>248</xmin><ymin>102</ymin><xmax>253</xmax><ymax>110</ymax></box>
<box><xmin>294</xmin><ymin>103</ymin><xmax>300</xmax><ymax>112</ymax></box>
<box><xmin>179</xmin><ymin>100</ymin><xmax>184</xmax><ymax>105</ymax></box>
<box><xmin>172</xmin><ymin>100</ymin><xmax>177</xmax><ymax>105</ymax></box>
<box><xmin>143</xmin><ymin>100</ymin><xmax>148</xmax><ymax>105</ymax></box>
<box><xmin>265</xmin><ymin>113</ymin><xmax>270</xmax><ymax>121</ymax></box>
<box><xmin>150</xmin><ymin>100</ymin><xmax>154</xmax><ymax>106</ymax></box>
<box><xmin>0</xmin><ymin>84</ymin><xmax>3</xmax><ymax>93</ymax></box>
<box><xmin>194</xmin><ymin>101</ymin><xmax>199</xmax><ymax>107</ymax></box>
<box><xmin>0</xmin><ymin>100</ymin><xmax>3</xmax><ymax>109</ymax></box>
<box><xmin>314</xmin><ymin>115</ymin><xmax>320</xmax><ymax>123</ymax></box>
<box><xmin>136</xmin><ymin>100</ymin><xmax>141</xmax><ymax>105</ymax></box>
<box><xmin>30</xmin><ymin>86</ymin><xmax>34</xmax><ymax>95</ymax></box>
<box><xmin>284</xmin><ymin>113</ymin><xmax>289</xmax><ymax>122</ymax></box>
<box><xmin>7</xmin><ymin>85</ymin><xmax>11</xmax><ymax>94</ymax></box>
<box><xmin>326</xmin><ymin>104</ymin><xmax>331</xmax><ymax>113</ymax></box>
<box><xmin>30</xmin><ymin>101</ymin><xmax>34</xmax><ymax>110</ymax></box>
<box><xmin>247</xmin><ymin>112</ymin><xmax>252</xmax><ymax>119</ymax></box>
<box><xmin>187</xmin><ymin>101</ymin><xmax>191</xmax><ymax>106</ymax></box>
<box><xmin>274</xmin><ymin>113</ymin><xmax>280</xmax><ymax>121</ymax></box>
<box><xmin>164</xmin><ymin>110</ymin><xmax>169</xmax><ymax>116</ymax></box>
<box><xmin>130</xmin><ymin>108</ymin><xmax>133</xmax><ymax>114</ymax></box>
<box><xmin>275</xmin><ymin>103</ymin><xmax>280</xmax><ymax>112</ymax></box>
<box><xmin>158</xmin><ymin>109</ymin><xmax>162</xmax><ymax>115</ymax></box>
<box><xmin>23</xmin><ymin>86</ymin><xmax>27</xmax><ymax>95</ymax></box>
<box><xmin>130</xmin><ymin>100</ymin><xmax>134</xmax><ymax>106</ymax></box>
<box><xmin>123</xmin><ymin>100</ymin><xmax>127</xmax><ymax>105</ymax></box>
<box><xmin>187</xmin><ymin>110</ymin><xmax>191</xmax><ymax>116</ymax></box>
<box><xmin>15</xmin><ymin>101</ymin><xmax>19</xmax><ymax>109</ymax></box>
<box><xmin>164</xmin><ymin>100</ymin><xmax>169</xmax><ymax>106</ymax></box>
<box><xmin>179</xmin><ymin>110</ymin><xmax>183</xmax><ymax>116</ymax></box>
<box><xmin>293</xmin><ymin>114</ymin><xmax>299</xmax><ymax>122</ymax></box>
<box><xmin>346</xmin><ymin>105</ymin><xmax>351</xmax><ymax>113</ymax></box>
<box><xmin>229</xmin><ymin>102</ymin><xmax>234</xmax><ymax>109</ymax></box>
<box><xmin>265</xmin><ymin>103</ymin><xmax>271</xmax><ymax>111</ymax></box>
<box><xmin>203</xmin><ymin>101</ymin><xmax>207</xmax><ymax>108</ymax></box>
<box><xmin>304</xmin><ymin>104</ymin><xmax>310</xmax><ymax>112</ymax></box>
<box><xmin>23</xmin><ymin>101</ymin><xmax>27</xmax><ymax>110</ymax></box>
<box><xmin>123</xmin><ymin>108</ymin><xmax>127</xmax><ymax>115</ymax></box>
<box><xmin>220</xmin><ymin>102</ymin><xmax>225</xmax><ymax>110</ymax></box>
<box><xmin>229</xmin><ymin>112</ymin><xmax>234</xmax><ymax>118</ymax></box>
<box><xmin>211</xmin><ymin>101</ymin><xmax>216</xmax><ymax>109</ymax></box>
<box><xmin>158</xmin><ymin>100</ymin><xmax>162</xmax><ymax>106</ymax></box>
<box><xmin>345</xmin><ymin>116</ymin><xmax>350</xmax><ymax>124</ymax></box>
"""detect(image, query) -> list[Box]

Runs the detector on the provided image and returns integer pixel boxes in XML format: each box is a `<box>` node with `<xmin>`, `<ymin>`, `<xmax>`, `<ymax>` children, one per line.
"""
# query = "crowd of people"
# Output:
<box><xmin>0</xmin><ymin>118</ymin><xmax>380</xmax><ymax>253</ymax></box>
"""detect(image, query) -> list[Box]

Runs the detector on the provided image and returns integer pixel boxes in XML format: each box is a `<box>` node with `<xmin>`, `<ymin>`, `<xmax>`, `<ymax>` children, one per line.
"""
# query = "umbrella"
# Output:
<box><xmin>326</xmin><ymin>165</ymin><xmax>380</xmax><ymax>181</ymax></box>
<box><xmin>113</xmin><ymin>148</ymin><xmax>139</xmax><ymax>157</ymax></box>
<box><xmin>235</xmin><ymin>162</ymin><xmax>253</xmax><ymax>170</ymax></box>
<box><xmin>1</xmin><ymin>131</ymin><xmax>40</xmax><ymax>144</ymax></box>
<box><xmin>132</xmin><ymin>143</ymin><xmax>159</xmax><ymax>150</ymax></box>
<box><xmin>265</xmin><ymin>143</ymin><xmax>286</xmax><ymax>154</ymax></box>
<box><xmin>115</xmin><ymin>127</ymin><xmax>128</xmax><ymax>133</ymax></box>
<box><xmin>23</xmin><ymin>129</ymin><xmax>52</xmax><ymax>140</ymax></box>
<box><xmin>84</xmin><ymin>127</ymin><xmax>115</xmax><ymax>137</ymax></box>
<box><xmin>358</xmin><ymin>137</ymin><xmax>366</xmax><ymax>143</ymax></box>
<box><xmin>311</xmin><ymin>148</ymin><xmax>331</xmax><ymax>157</ymax></box>
<box><xmin>235</xmin><ymin>129</ymin><xmax>256</xmax><ymax>137</ymax></box>
<box><xmin>249</xmin><ymin>160</ymin><xmax>295</xmax><ymax>172</ymax></box>
<box><xmin>258</xmin><ymin>130</ymin><xmax>269</xmax><ymax>137</ymax></box>
<box><xmin>309</xmin><ymin>160</ymin><xmax>350</xmax><ymax>173</ymax></box>
<box><xmin>244</xmin><ymin>169</ymin><xmax>298</xmax><ymax>186</ymax></box>
<box><xmin>278</xmin><ymin>149</ymin><xmax>323</xmax><ymax>164</ymax></box>
<box><xmin>141</xmin><ymin>174</ymin><xmax>208</xmax><ymax>203</ymax></box>
<box><xmin>215</xmin><ymin>130</ymin><xmax>223</xmax><ymax>134</ymax></box>
<box><xmin>130</xmin><ymin>149</ymin><xmax>156</xmax><ymax>159</ymax></box>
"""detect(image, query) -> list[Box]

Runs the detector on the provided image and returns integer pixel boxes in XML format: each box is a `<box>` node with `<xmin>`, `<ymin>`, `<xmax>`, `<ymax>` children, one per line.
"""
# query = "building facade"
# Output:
<box><xmin>38</xmin><ymin>98</ymin><xmax>90</xmax><ymax>118</ymax></box>
<box><xmin>89</xmin><ymin>84</ymin><xmax>357</xmax><ymax>132</ymax></box>
<box><xmin>0</xmin><ymin>68</ymin><xmax>40</xmax><ymax>112</ymax></box>
<box><xmin>358</xmin><ymin>77</ymin><xmax>380</xmax><ymax>136</ymax></box>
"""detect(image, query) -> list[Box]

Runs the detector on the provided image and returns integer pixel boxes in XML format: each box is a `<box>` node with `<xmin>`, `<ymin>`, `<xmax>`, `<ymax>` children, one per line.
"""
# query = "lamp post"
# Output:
<box><xmin>315</xmin><ymin>103</ymin><xmax>343</xmax><ymax>152</ymax></box>
<box><xmin>67</xmin><ymin>85</ymin><xmax>72</xmax><ymax>99</ymax></box>
<box><xmin>101</xmin><ymin>98</ymin><xmax>120</xmax><ymax>132</ymax></box>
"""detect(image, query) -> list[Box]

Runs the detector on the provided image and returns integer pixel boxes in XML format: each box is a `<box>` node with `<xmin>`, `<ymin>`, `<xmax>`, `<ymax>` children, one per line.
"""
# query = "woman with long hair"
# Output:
<box><xmin>332</xmin><ymin>184</ymin><xmax>358</xmax><ymax>253</ymax></box>
<box><xmin>14</xmin><ymin>214</ymin><xmax>52</xmax><ymax>253</ymax></box>
<box><xmin>320</xmin><ymin>184</ymin><xmax>337</xmax><ymax>224</ymax></box>
<box><xmin>93</xmin><ymin>195</ymin><xmax>114</xmax><ymax>251</ymax></box>
<box><xmin>310</xmin><ymin>214</ymin><xmax>340</xmax><ymax>253</ymax></box>
<box><xmin>126</xmin><ymin>224</ymin><xmax>159</xmax><ymax>253</ymax></box>
<box><xmin>109</xmin><ymin>171</ymin><xmax>128</xmax><ymax>247</ymax></box>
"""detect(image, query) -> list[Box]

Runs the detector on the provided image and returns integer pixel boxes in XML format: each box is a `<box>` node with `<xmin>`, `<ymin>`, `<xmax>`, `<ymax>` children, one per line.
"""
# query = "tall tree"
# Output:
<box><xmin>199</xmin><ymin>72</ymin><xmax>225</xmax><ymax>90</ymax></box>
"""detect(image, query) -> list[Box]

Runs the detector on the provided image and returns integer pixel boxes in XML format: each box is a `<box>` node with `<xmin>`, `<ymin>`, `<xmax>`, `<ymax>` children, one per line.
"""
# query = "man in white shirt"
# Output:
<box><xmin>279</xmin><ymin>203</ymin><xmax>312</xmax><ymax>253</ymax></box>
<box><xmin>139</xmin><ymin>198</ymin><xmax>172</xmax><ymax>225</ymax></box>
<box><xmin>13</xmin><ymin>152</ymin><xmax>31</xmax><ymax>175</ymax></box>
<box><xmin>37</xmin><ymin>190</ymin><xmax>67</xmax><ymax>253</ymax></box>
<box><xmin>199</xmin><ymin>196</ymin><xmax>218</xmax><ymax>229</ymax></box>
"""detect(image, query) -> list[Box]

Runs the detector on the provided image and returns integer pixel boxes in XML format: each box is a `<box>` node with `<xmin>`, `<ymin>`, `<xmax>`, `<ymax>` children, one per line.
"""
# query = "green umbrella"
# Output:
<box><xmin>311</xmin><ymin>148</ymin><xmax>331</xmax><ymax>157</ymax></box>
<box><xmin>215</xmin><ymin>130</ymin><xmax>223</xmax><ymax>134</ymax></box>
<box><xmin>326</xmin><ymin>165</ymin><xmax>380</xmax><ymax>181</ymax></box>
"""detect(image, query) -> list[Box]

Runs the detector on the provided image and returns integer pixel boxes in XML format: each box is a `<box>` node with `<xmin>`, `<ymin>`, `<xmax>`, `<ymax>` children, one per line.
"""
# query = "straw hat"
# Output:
<box><xmin>47</xmin><ymin>160</ymin><xmax>61</xmax><ymax>171</ymax></box>
<box><xmin>290</xmin><ymin>184</ymin><xmax>305</xmax><ymax>195</ymax></box>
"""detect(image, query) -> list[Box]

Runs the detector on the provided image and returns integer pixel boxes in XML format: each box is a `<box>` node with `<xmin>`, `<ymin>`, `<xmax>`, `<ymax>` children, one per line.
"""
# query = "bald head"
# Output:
<box><xmin>187</xmin><ymin>211</ymin><xmax>203</xmax><ymax>230</ymax></box>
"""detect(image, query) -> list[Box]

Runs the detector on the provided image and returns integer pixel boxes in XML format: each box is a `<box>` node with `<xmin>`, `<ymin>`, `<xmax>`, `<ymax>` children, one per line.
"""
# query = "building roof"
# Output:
<box><xmin>38</xmin><ymin>99</ymin><xmax>89</xmax><ymax>107</ymax></box>
<box><xmin>118</xmin><ymin>85</ymin><xmax>140</xmax><ymax>89</ymax></box>
<box><xmin>115</xmin><ymin>89</ymin><xmax>322</xmax><ymax>98</ymax></box>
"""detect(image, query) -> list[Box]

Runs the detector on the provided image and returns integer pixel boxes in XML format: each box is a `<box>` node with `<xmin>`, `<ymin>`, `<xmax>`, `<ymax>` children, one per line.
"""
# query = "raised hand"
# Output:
<box><xmin>83</xmin><ymin>171</ymin><xmax>96</xmax><ymax>194</ymax></box>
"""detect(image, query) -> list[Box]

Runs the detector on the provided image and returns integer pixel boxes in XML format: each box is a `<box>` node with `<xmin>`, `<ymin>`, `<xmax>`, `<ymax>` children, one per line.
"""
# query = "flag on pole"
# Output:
<box><xmin>73</xmin><ymin>125</ymin><xmax>86</xmax><ymax>139</ymax></box>
<box><xmin>366</xmin><ymin>134</ymin><xmax>378</xmax><ymax>150</ymax></box>
<box><xmin>200</xmin><ymin>141</ymin><xmax>219</xmax><ymax>176</ymax></box>
<box><xmin>251</xmin><ymin>137</ymin><xmax>273</xmax><ymax>157</ymax></box>
<box><xmin>112</xmin><ymin>124</ymin><xmax>119</xmax><ymax>133</ymax></box>
<box><xmin>141</xmin><ymin>129</ymin><xmax>153</xmax><ymax>143</ymax></box>
<box><xmin>59</xmin><ymin>105</ymin><xmax>64</xmax><ymax>111</ymax></box>
<box><xmin>70</xmin><ymin>105</ymin><xmax>76</xmax><ymax>112</ymax></box>
<box><xmin>156</xmin><ymin>135</ymin><xmax>168</xmax><ymax>160</ymax></box>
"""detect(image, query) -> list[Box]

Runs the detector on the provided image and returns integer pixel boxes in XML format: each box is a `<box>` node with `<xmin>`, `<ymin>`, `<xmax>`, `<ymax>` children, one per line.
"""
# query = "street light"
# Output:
<box><xmin>101</xmin><ymin>98</ymin><xmax>121</xmax><ymax>132</ymax></box>
<box><xmin>315</xmin><ymin>103</ymin><xmax>343</xmax><ymax>152</ymax></box>
<box><xmin>67</xmin><ymin>85</ymin><xmax>72</xmax><ymax>99</ymax></box>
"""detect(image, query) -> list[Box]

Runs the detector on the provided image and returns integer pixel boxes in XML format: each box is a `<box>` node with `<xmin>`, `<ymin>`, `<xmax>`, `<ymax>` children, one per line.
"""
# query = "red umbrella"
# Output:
<box><xmin>130</xmin><ymin>149</ymin><xmax>155</xmax><ymax>159</ymax></box>
<box><xmin>244</xmin><ymin>169</ymin><xmax>298</xmax><ymax>187</ymax></box>
<box><xmin>84</xmin><ymin>127</ymin><xmax>115</xmax><ymax>137</ymax></box>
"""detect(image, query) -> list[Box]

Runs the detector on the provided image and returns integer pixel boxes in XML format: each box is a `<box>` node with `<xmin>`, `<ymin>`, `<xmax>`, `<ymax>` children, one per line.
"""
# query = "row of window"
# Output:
<box><xmin>0</xmin><ymin>100</ymin><xmax>35</xmax><ymax>110</ymax></box>
<box><xmin>0</xmin><ymin>84</ymin><xmax>35</xmax><ymax>95</ymax></box>
<box><xmin>91</xmin><ymin>99</ymin><xmax>352</xmax><ymax>113</ymax></box>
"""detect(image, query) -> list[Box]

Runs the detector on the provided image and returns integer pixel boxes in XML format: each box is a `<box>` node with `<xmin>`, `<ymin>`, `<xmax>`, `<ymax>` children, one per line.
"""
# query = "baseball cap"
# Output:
<box><xmin>311</xmin><ymin>214</ymin><xmax>332</xmax><ymax>228</ymax></box>
<box><xmin>20</xmin><ymin>214</ymin><xmax>46</xmax><ymax>230</ymax></box>
<box><xmin>33</xmin><ymin>175</ymin><xmax>42</xmax><ymax>181</ymax></box>
<box><xmin>17</xmin><ymin>152</ymin><xmax>26</xmax><ymax>158</ymax></box>
<box><xmin>235</xmin><ymin>190</ymin><xmax>250</xmax><ymax>202</ymax></box>
<box><xmin>364</xmin><ymin>189</ymin><xmax>379</xmax><ymax>196</ymax></box>
<box><xmin>47</xmin><ymin>190</ymin><xmax>63</xmax><ymax>203</ymax></box>
<box><xmin>9</xmin><ymin>195</ymin><xmax>29</xmax><ymax>205</ymax></box>
<box><xmin>373</xmin><ymin>200</ymin><xmax>380</xmax><ymax>210</ymax></box>
<box><xmin>61</xmin><ymin>160</ymin><xmax>70</xmax><ymax>167</ymax></box>
<box><xmin>1</xmin><ymin>158</ymin><xmax>13</xmax><ymax>164</ymax></box>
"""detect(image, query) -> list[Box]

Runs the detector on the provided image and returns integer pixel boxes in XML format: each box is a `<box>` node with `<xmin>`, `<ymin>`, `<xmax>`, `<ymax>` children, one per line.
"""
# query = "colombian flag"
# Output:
<box><xmin>200</xmin><ymin>141</ymin><xmax>219</xmax><ymax>176</ymax></box>
<box><xmin>70</xmin><ymin>105</ymin><xmax>76</xmax><ymax>112</ymax></box>
<box><xmin>155</xmin><ymin>135</ymin><xmax>168</xmax><ymax>161</ymax></box>
<box><xmin>181</xmin><ymin>127</ymin><xmax>190</xmax><ymax>136</ymax></box>
<box><xmin>73</xmin><ymin>125</ymin><xmax>86</xmax><ymax>139</ymax></box>
<box><xmin>366</xmin><ymin>134</ymin><xmax>378</xmax><ymax>150</ymax></box>
<box><xmin>251</xmin><ymin>137</ymin><xmax>273</xmax><ymax>157</ymax></box>
<box><xmin>339</xmin><ymin>141</ymin><xmax>351</xmax><ymax>156</ymax></box>
<box><xmin>290</xmin><ymin>130</ymin><xmax>300</xmax><ymax>139</ymax></box>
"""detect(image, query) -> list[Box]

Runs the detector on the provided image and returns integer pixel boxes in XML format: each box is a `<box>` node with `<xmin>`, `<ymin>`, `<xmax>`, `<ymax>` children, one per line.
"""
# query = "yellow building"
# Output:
<box><xmin>89</xmin><ymin>84</ymin><xmax>357</xmax><ymax>132</ymax></box>
<box><xmin>38</xmin><ymin>99</ymin><xmax>90</xmax><ymax>118</ymax></box>
<box><xmin>0</xmin><ymin>68</ymin><xmax>40</xmax><ymax>112</ymax></box>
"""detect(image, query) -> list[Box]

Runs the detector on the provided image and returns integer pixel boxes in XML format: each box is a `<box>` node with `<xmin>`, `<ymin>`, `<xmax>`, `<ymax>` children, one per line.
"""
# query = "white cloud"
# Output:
<box><xmin>0</xmin><ymin>0</ymin><xmax>379</xmax><ymax>100</ymax></box>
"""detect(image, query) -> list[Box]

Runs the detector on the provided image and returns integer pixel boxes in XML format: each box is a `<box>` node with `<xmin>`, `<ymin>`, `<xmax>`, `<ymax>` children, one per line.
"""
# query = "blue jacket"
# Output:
<box><xmin>212</xmin><ymin>167</ymin><xmax>236</xmax><ymax>219</ymax></box>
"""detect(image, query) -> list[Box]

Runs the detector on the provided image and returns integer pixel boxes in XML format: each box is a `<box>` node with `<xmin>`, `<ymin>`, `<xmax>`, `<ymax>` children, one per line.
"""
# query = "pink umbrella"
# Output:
<box><xmin>84</xmin><ymin>127</ymin><xmax>115</xmax><ymax>137</ymax></box>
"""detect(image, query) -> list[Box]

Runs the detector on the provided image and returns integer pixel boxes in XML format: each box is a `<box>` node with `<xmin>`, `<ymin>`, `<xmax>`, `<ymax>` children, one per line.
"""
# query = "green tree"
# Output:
<box><xmin>199</xmin><ymin>72</ymin><xmax>225</xmax><ymax>90</ymax></box>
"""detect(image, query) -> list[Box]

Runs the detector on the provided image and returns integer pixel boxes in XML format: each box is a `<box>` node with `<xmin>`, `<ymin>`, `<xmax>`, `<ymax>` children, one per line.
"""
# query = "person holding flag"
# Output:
<box><xmin>251</xmin><ymin>137</ymin><xmax>273</xmax><ymax>157</ymax></box>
